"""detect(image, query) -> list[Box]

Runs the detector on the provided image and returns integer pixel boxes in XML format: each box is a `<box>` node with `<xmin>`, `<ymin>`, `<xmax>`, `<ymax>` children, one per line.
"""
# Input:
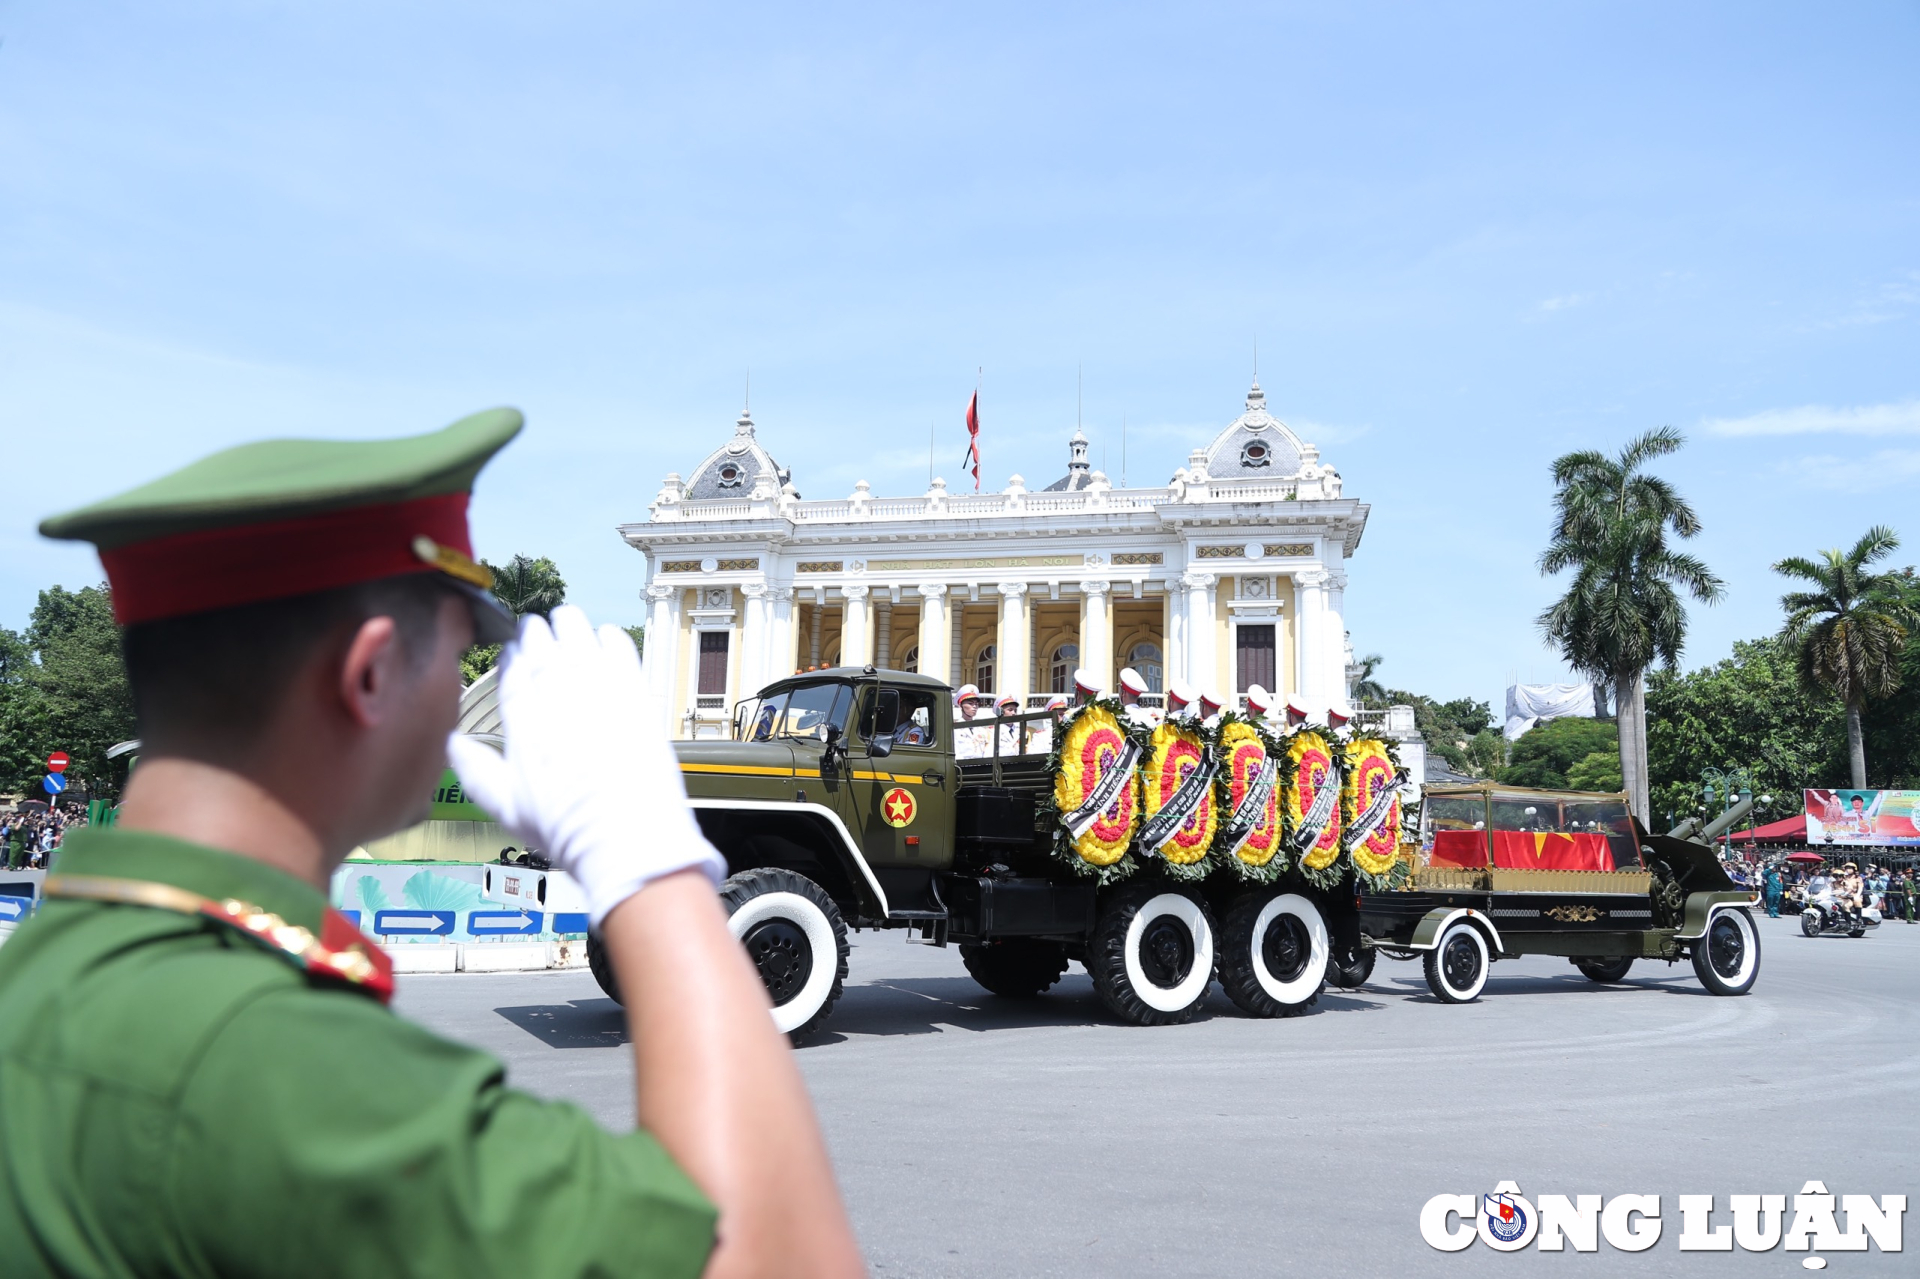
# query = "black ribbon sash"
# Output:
<box><xmin>1343</xmin><ymin>776</ymin><xmax>1399</xmax><ymax>851</ymax></box>
<box><xmin>1139</xmin><ymin>748</ymin><xmax>1219</xmax><ymax>852</ymax></box>
<box><xmin>1064</xmin><ymin>739</ymin><xmax>1143</xmax><ymax>838</ymax></box>
<box><xmin>1291</xmin><ymin>766</ymin><xmax>1339</xmax><ymax>854</ymax></box>
<box><xmin>1220</xmin><ymin>756</ymin><xmax>1277</xmax><ymax>856</ymax></box>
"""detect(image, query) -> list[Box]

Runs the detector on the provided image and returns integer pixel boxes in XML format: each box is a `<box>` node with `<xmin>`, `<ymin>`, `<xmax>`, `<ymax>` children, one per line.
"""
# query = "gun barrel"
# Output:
<box><xmin>1698</xmin><ymin>796</ymin><xmax>1756</xmax><ymax>842</ymax></box>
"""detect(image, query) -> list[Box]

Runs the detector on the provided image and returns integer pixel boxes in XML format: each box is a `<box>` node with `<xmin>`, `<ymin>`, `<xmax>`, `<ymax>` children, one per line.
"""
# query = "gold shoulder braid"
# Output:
<box><xmin>45</xmin><ymin>875</ymin><xmax>395</xmax><ymax>1003</ymax></box>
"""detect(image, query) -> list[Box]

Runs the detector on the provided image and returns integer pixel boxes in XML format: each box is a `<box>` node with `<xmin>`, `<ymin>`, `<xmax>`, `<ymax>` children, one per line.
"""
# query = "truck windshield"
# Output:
<box><xmin>745</xmin><ymin>682</ymin><xmax>851</xmax><ymax>742</ymax></box>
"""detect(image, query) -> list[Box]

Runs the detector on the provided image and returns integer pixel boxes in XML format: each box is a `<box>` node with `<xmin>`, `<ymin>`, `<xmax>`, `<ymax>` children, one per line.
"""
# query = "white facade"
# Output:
<box><xmin>621</xmin><ymin>381</ymin><xmax>1392</xmax><ymax>747</ymax></box>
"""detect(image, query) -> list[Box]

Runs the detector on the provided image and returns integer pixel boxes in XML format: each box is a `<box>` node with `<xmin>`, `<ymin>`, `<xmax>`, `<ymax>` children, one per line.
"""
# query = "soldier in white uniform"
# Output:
<box><xmin>1327</xmin><ymin>701</ymin><xmax>1355</xmax><ymax>745</ymax></box>
<box><xmin>953</xmin><ymin>683</ymin><xmax>990</xmax><ymax>760</ymax></box>
<box><xmin>1164</xmin><ymin>681</ymin><xmax>1199</xmax><ymax>725</ymax></box>
<box><xmin>1198</xmin><ymin>687</ymin><xmax>1227</xmax><ymax>733</ymax></box>
<box><xmin>1118</xmin><ymin>667</ymin><xmax>1160</xmax><ymax>732</ymax></box>
<box><xmin>1072</xmin><ymin>668</ymin><xmax>1104</xmax><ymax>707</ymax></box>
<box><xmin>1029</xmin><ymin>693</ymin><xmax>1068</xmax><ymax>754</ymax></box>
<box><xmin>993</xmin><ymin>693</ymin><xmax>1026</xmax><ymax>757</ymax></box>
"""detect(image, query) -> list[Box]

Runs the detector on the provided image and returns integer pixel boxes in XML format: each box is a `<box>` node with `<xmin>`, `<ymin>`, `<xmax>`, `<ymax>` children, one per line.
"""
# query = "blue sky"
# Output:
<box><xmin>2</xmin><ymin>2</ymin><xmax>1916</xmax><ymax>713</ymax></box>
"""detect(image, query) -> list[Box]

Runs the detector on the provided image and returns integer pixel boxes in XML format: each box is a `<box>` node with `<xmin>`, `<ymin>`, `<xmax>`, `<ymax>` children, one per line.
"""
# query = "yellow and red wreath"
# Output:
<box><xmin>1140</xmin><ymin>720</ymin><xmax>1217</xmax><ymax>866</ymax></box>
<box><xmin>1216</xmin><ymin>720</ymin><xmax>1282</xmax><ymax>868</ymax></box>
<box><xmin>1052</xmin><ymin>705</ymin><xmax>1140</xmax><ymax>867</ymax></box>
<box><xmin>1342</xmin><ymin>738</ymin><xmax>1401</xmax><ymax>877</ymax></box>
<box><xmin>1286</xmin><ymin>729</ymin><xmax>1343</xmax><ymax>872</ymax></box>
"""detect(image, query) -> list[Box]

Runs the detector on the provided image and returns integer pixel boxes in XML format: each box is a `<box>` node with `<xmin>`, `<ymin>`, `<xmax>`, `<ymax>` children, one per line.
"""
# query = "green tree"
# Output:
<box><xmin>1465</xmin><ymin>728</ymin><xmax>1507</xmax><ymax>777</ymax></box>
<box><xmin>1382</xmin><ymin>688</ymin><xmax>1496</xmax><ymax>776</ymax></box>
<box><xmin>1537</xmin><ymin>427</ymin><xmax>1724</xmax><ymax>821</ymax></box>
<box><xmin>5</xmin><ymin>586</ymin><xmax>138</xmax><ymax>798</ymax></box>
<box><xmin>462</xmin><ymin>555</ymin><xmax>570</xmax><ymax>684</ymax></box>
<box><xmin>1644</xmin><ymin>635</ymin><xmax>1845</xmax><ymax>831</ymax></box>
<box><xmin>1860</xmin><ymin>569</ymin><xmax>1920</xmax><ymax>788</ymax></box>
<box><xmin>1497</xmin><ymin>716</ymin><xmax>1619</xmax><ymax>789</ymax></box>
<box><xmin>1774</xmin><ymin>527</ymin><xmax>1916</xmax><ymax>789</ymax></box>
<box><xmin>1565</xmin><ymin>750</ymin><xmax>1625</xmax><ymax>793</ymax></box>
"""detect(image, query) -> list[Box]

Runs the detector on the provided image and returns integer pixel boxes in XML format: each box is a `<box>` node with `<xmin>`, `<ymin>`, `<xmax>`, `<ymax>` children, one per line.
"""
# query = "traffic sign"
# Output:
<box><xmin>43</xmin><ymin>774</ymin><xmax>67</xmax><ymax>795</ymax></box>
<box><xmin>47</xmin><ymin>751</ymin><xmax>70</xmax><ymax>774</ymax></box>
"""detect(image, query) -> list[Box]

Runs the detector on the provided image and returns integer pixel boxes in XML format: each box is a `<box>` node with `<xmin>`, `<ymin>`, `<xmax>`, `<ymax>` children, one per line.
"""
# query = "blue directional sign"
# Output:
<box><xmin>42</xmin><ymin>774</ymin><xmax>66</xmax><ymax>795</ymax></box>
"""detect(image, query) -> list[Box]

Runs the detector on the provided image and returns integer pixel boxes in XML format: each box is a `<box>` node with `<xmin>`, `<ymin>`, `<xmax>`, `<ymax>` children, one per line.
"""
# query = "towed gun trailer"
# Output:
<box><xmin>584</xmin><ymin>667</ymin><xmax>1762</xmax><ymax>1035</ymax></box>
<box><xmin>1355</xmin><ymin>786</ymin><xmax>1762</xmax><ymax>1002</ymax></box>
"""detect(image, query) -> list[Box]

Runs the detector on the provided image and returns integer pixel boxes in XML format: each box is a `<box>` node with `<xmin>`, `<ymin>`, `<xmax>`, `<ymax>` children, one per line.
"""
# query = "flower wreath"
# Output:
<box><xmin>1047</xmin><ymin>697</ymin><xmax>1142</xmax><ymax>881</ymax></box>
<box><xmin>1284</xmin><ymin>727</ymin><xmax>1346</xmax><ymax>888</ymax></box>
<box><xmin>1341</xmin><ymin>736</ymin><xmax>1407</xmax><ymax>888</ymax></box>
<box><xmin>1136</xmin><ymin>717</ymin><xmax>1219</xmax><ymax>881</ymax></box>
<box><xmin>1211</xmin><ymin>711</ymin><xmax>1287</xmax><ymax>882</ymax></box>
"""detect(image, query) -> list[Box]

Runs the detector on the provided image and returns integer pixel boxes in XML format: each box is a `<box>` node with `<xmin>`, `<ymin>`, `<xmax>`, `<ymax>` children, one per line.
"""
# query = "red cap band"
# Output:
<box><xmin>100</xmin><ymin>492</ymin><xmax>473</xmax><ymax>626</ymax></box>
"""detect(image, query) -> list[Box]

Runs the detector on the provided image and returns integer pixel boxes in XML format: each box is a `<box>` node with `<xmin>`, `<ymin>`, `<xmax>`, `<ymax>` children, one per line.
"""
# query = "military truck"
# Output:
<box><xmin>585</xmin><ymin>665</ymin><xmax>1357</xmax><ymax>1035</ymax></box>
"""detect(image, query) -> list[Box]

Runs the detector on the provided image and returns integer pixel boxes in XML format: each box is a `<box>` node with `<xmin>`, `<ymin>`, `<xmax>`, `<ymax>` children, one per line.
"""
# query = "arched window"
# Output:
<box><xmin>974</xmin><ymin>644</ymin><xmax>995</xmax><ymax>694</ymax></box>
<box><xmin>1128</xmin><ymin>643</ymin><xmax>1163</xmax><ymax>693</ymax></box>
<box><xmin>1049</xmin><ymin>643</ymin><xmax>1079</xmax><ymax>694</ymax></box>
<box><xmin>902</xmin><ymin>645</ymin><xmax>919</xmax><ymax>674</ymax></box>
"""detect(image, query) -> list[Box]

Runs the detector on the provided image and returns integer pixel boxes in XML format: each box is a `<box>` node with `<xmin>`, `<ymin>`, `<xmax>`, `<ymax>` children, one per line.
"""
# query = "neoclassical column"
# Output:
<box><xmin>1324</xmin><ymin>570</ymin><xmax>1349</xmax><ymax>707</ymax></box>
<box><xmin>1293</xmin><ymin>566</ymin><xmax>1328</xmax><ymax>708</ymax></box>
<box><xmin>840</xmin><ymin>584</ymin><xmax>872</xmax><ymax>668</ymax></box>
<box><xmin>996</xmin><ymin>582</ymin><xmax>1030</xmax><ymax>705</ymax></box>
<box><xmin>808</xmin><ymin>589</ymin><xmax>825</xmax><ymax>668</ymax></box>
<box><xmin>915</xmin><ymin>584</ymin><xmax>949</xmax><ymax>682</ymax></box>
<box><xmin>643</xmin><ymin>582</ymin><xmax>683</xmax><ymax>713</ymax></box>
<box><xmin>738</xmin><ymin>581</ymin><xmax>769</xmax><ymax>697</ymax></box>
<box><xmin>1164</xmin><ymin>579</ymin><xmax>1187</xmax><ymax>690</ymax></box>
<box><xmin>875</xmin><ymin>600</ymin><xmax>894</xmax><ymax>670</ymax></box>
<box><xmin>1079</xmin><ymin>579</ymin><xmax>1113</xmax><ymax>692</ymax></box>
<box><xmin>1182</xmin><ymin>571</ymin><xmax>1216</xmax><ymax>692</ymax></box>
<box><xmin>768</xmin><ymin>585</ymin><xmax>796</xmax><ymax>679</ymax></box>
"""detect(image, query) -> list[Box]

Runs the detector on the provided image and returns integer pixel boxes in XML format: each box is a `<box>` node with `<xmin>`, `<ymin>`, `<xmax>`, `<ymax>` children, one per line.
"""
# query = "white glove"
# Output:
<box><xmin>447</xmin><ymin>605</ymin><xmax>724</xmax><ymax>925</ymax></box>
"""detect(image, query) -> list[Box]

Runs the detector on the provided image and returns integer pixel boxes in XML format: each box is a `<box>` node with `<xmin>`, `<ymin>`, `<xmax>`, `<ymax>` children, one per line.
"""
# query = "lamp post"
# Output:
<box><xmin>1702</xmin><ymin>767</ymin><xmax>1757</xmax><ymax>860</ymax></box>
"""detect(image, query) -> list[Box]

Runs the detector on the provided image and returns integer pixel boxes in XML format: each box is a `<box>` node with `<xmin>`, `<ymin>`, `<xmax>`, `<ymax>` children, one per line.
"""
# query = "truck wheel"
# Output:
<box><xmin>1422</xmin><ymin>921</ymin><xmax>1489</xmax><ymax>1003</ymax></box>
<box><xmin>586</xmin><ymin>928</ymin><xmax>621</xmax><ymax>1004</ymax></box>
<box><xmin>1090</xmin><ymin>885</ymin><xmax>1216</xmax><ymax>1026</ymax></box>
<box><xmin>1219</xmin><ymin>891</ymin><xmax>1328</xmax><ymax>1016</ymax></box>
<box><xmin>961</xmin><ymin>940</ymin><xmax>1071</xmax><ymax>998</ymax></box>
<box><xmin>1691</xmin><ymin>908</ymin><xmax>1760</xmax><ymax>997</ymax></box>
<box><xmin>1575</xmin><ymin>956</ymin><xmax>1634</xmax><ymax>983</ymax></box>
<box><xmin>722</xmin><ymin>868</ymin><xmax>850</xmax><ymax>1036</ymax></box>
<box><xmin>1327</xmin><ymin>944</ymin><xmax>1376</xmax><ymax>990</ymax></box>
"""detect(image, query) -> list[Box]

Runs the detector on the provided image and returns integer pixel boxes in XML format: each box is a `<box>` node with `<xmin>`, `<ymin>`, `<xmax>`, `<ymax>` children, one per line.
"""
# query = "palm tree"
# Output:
<box><xmin>1349</xmin><ymin>653</ymin><xmax>1388</xmax><ymax>707</ymax></box>
<box><xmin>1537</xmin><ymin>428</ymin><xmax>1724</xmax><ymax>822</ymax></box>
<box><xmin>485</xmin><ymin>554</ymin><xmax>567</xmax><ymax>619</ymax></box>
<box><xmin>1775</xmin><ymin>527</ymin><xmax>1915</xmax><ymax>788</ymax></box>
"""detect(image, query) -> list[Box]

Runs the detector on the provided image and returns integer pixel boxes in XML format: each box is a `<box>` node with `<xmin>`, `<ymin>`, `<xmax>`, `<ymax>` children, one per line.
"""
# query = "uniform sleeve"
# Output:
<box><xmin>165</xmin><ymin>985</ymin><xmax>717</xmax><ymax>1279</ymax></box>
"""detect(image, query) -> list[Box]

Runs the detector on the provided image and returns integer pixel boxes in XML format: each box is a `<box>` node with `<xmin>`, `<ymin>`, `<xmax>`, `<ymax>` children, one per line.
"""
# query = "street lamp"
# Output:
<box><xmin>1702</xmin><ymin>767</ymin><xmax>1756</xmax><ymax>860</ymax></box>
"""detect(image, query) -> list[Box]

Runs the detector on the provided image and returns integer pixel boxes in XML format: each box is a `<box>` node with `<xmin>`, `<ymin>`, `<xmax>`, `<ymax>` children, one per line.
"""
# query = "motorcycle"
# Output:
<box><xmin>1800</xmin><ymin>890</ymin><xmax>1880</xmax><ymax>938</ymax></box>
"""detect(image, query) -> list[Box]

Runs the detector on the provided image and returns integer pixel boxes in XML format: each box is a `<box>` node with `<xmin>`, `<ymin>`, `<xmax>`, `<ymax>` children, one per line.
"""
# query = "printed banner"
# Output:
<box><xmin>1804</xmin><ymin>789</ymin><xmax>1920</xmax><ymax>847</ymax></box>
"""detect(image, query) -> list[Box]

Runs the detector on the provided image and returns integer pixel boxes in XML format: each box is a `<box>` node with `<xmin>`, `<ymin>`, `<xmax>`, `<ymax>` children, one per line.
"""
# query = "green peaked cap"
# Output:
<box><xmin>41</xmin><ymin>407</ymin><xmax>524</xmax><ymax>550</ymax></box>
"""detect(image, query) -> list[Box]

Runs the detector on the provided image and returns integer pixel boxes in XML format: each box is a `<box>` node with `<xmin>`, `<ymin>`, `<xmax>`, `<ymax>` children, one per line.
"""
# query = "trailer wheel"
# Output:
<box><xmin>961</xmin><ymin>940</ymin><xmax>1070</xmax><ymax>998</ymax></box>
<box><xmin>586</xmin><ymin>927</ymin><xmax>621</xmax><ymax>1004</ymax></box>
<box><xmin>722</xmin><ymin>868</ymin><xmax>850</xmax><ymax>1036</ymax></box>
<box><xmin>1090</xmin><ymin>885</ymin><xmax>1215</xmax><ymax>1026</ymax></box>
<box><xmin>1691</xmin><ymin>908</ymin><xmax>1760</xmax><ymax>997</ymax></box>
<box><xmin>1574</xmin><ymin>956</ymin><xmax>1634</xmax><ymax>983</ymax></box>
<box><xmin>1219</xmin><ymin>891</ymin><xmax>1328</xmax><ymax>1016</ymax></box>
<box><xmin>1422</xmin><ymin>921</ymin><xmax>1489</xmax><ymax>1003</ymax></box>
<box><xmin>1327</xmin><ymin>943</ymin><xmax>1376</xmax><ymax>990</ymax></box>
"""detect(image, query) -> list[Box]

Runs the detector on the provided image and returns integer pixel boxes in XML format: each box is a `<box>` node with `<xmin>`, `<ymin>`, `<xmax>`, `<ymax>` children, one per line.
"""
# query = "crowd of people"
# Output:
<box><xmin>1</xmin><ymin>803</ymin><xmax>87</xmax><ymax>871</ymax></box>
<box><xmin>1733</xmin><ymin>856</ymin><xmax>1918</xmax><ymax>923</ymax></box>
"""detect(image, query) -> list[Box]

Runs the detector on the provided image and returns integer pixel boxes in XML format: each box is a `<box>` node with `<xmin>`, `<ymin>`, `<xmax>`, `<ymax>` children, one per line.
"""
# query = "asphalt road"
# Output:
<box><xmin>398</xmin><ymin>912</ymin><xmax>1920</xmax><ymax>1277</ymax></box>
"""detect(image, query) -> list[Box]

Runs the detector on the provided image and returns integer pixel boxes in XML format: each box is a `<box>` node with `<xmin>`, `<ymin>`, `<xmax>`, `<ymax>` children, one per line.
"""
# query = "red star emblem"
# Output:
<box><xmin>882</xmin><ymin>787</ymin><xmax>916</xmax><ymax>827</ymax></box>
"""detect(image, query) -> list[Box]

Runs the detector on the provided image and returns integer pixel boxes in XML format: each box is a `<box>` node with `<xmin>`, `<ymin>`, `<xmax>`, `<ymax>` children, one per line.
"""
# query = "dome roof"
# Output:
<box><xmin>685</xmin><ymin>408</ymin><xmax>790</xmax><ymax>500</ymax></box>
<box><xmin>1199</xmin><ymin>379</ymin><xmax>1309</xmax><ymax>479</ymax></box>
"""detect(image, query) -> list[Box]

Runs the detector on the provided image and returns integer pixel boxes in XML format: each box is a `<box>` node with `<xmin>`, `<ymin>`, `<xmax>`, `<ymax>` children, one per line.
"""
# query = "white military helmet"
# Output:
<box><xmin>1118</xmin><ymin>667</ymin><xmax>1150</xmax><ymax>701</ymax></box>
<box><xmin>1245</xmin><ymin>683</ymin><xmax>1274</xmax><ymax>717</ymax></box>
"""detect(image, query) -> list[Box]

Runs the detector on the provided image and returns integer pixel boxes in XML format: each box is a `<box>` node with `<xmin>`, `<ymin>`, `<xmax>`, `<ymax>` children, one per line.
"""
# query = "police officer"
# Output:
<box><xmin>0</xmin><ymin>409</ymin><xmax>864</xmax><ymax>1277</ymax></box>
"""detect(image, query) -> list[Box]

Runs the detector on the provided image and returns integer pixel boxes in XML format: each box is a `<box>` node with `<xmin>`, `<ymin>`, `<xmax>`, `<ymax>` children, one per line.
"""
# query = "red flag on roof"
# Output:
<box><xmin>962</xmin><ymin>391</ymin><xmax>980</xmax><ymax>491</ymax></box>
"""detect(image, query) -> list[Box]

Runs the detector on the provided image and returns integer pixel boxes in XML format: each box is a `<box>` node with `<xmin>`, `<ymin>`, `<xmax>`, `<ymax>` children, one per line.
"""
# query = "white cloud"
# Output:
<box><xmin>1704</xmin><ymin>399</ymin><xmax>1920</xmax><ymax>437</ymax></box>
<box><xmin>1536</xmin><ymin>293</ymin><xmax>1591</xmax><ymax>313</ymax></box>
<box><xmin>1792</xmin><ymin>448</ymin><xmax>1920</xmax><ymax>492</ymax></box>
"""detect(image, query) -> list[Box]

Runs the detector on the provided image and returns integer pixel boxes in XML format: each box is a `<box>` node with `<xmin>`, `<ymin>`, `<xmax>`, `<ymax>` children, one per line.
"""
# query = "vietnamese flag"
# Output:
<box><xmin>962</xmin><ymin>390</ymin><xmax>981</xmax><ymax>490</ymax></box>
<box><xmin>1491</xmin><ymin>831</ymin><xmax>1614</xmax><ymax>871</ymax></box>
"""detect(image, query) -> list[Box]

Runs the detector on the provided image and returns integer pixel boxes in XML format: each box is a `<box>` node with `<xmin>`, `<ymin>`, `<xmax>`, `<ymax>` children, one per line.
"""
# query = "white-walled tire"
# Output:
<box><xmin>721</xmin><ymin>868</ymin><xmax>850</xmax><ymax>1037</ymax></box>
<box><xmin>1423</xmin><ymin>921</ymin><xmax>1489</xmax><ymax>1003</ymax></box>
<box><xmin>1691</xmin><ymin>907</ymin><xmax>1760</xmax><ymax>996</ymax></box>
<box><xmin>1090</xmin><ymin>885</ymin><xmax>1216</xmax><ymax>1026</ymax></box>
<box><xmin>1219</xmin><ymin>891</ymin><xmax>1329</xmax><ymax>1017</ymax></box>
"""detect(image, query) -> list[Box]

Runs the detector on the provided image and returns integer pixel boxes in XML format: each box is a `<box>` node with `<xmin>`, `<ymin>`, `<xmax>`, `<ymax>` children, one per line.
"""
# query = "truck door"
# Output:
<box><xmin>851</xmin><ymin>684</ymin><xmax>952</xmax><ymax>911</ymax></box>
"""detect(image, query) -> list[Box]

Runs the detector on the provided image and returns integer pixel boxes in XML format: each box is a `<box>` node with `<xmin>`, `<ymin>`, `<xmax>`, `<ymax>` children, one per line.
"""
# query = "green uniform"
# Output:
<box><xmin>0</xmin><ymin>828</ymin><xmax>716</xmax><ymax>1277</ymax></box>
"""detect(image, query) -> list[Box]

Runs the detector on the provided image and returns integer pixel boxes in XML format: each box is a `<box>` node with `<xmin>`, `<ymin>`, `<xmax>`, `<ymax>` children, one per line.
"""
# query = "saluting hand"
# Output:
<box><xmin>448</xmin><ymin>604</ymin><xmax>724</xmax><ymax>924</ymax></box>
